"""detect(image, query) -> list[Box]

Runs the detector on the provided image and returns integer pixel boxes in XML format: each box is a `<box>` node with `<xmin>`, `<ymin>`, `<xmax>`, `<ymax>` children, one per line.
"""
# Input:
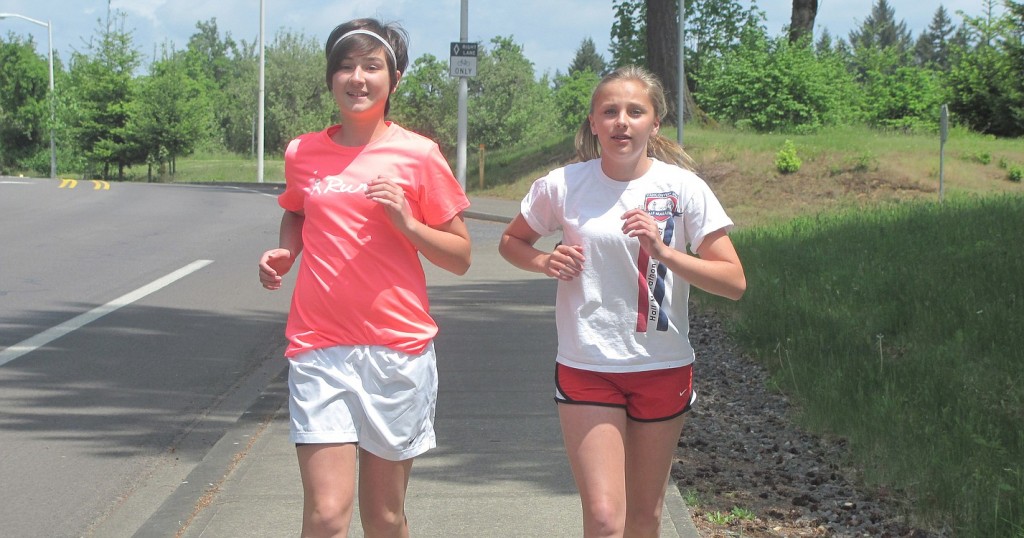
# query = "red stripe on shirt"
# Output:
<box><xmin>635</xmin><ymin>250</ymin><xmax>650</xmax><ymax>332</ymax></box>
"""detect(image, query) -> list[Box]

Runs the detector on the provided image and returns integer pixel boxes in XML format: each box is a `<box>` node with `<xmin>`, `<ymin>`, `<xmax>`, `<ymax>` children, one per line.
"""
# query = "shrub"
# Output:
<box><xmin>696</xmin><ymin>28</ymin><xmax>860</xmax><ymax>133</ymax></box>
<box><xmin>1008</xmin><ymin>166</ymin><xmax>1023</xmax><ymax>183</ymax></box>
<box><xmin>774</xmin><ymin>140</ymin><xmax>802</xmax><ymax>174</ymax></box>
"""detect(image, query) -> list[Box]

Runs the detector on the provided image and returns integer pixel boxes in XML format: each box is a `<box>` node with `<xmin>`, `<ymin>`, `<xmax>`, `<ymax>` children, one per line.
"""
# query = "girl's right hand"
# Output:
<box><xmin>259</xmin><ymin>249</ymin><xmax>294</xmax><ymax>290</ymax></box>
<box><xmin>546</xmin><ymin>243</ymin><xmax>585</xmax><ymax>281</ymax></box>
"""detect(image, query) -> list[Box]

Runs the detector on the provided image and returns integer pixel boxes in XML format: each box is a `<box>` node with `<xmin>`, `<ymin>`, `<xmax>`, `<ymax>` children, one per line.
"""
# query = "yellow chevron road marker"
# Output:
<box><xmin>91</xmin><ymin>180</ymin><xmax>110</xmax><ymax>190</ymax></box>
<box><xmin>59</xmin><ymin>178</ymin><xmax>78</xmax><ymax>189</ymax></box>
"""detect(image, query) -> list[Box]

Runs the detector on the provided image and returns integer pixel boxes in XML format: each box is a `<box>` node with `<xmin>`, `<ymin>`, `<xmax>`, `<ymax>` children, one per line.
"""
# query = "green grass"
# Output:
<box><xmin>699</xmin><ymin>194</ymin><xmax>1024</xmax><ymax>536</ymax></box>
<box><xmin>705</xmin><ymin>506</ymin><xmax>756</xmax><ymax>526</ymax></box>
<box><xmin>169</xmin><ymin>151</ymin><xmax>284</xmax><ymax>183</ymax></box>
<box><xmin>463</xmin><ymin>133</ymin><xmax>576</xmax><ymax>194</ymax></box>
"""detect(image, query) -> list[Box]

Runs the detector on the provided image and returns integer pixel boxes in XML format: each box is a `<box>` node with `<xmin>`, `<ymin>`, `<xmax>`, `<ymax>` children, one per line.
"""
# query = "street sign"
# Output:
<box><xmin>450</xmin><ymin>41</ymin><xmax>478</xmax><ymax>77</ymax></box>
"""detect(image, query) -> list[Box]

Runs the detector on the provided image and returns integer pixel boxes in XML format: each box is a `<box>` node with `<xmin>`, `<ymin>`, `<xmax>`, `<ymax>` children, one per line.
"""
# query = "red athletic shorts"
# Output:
<box><xmin>554</xmin><ymin>363</ymin><xmax>695</xmax><ymax>422</ymax></box>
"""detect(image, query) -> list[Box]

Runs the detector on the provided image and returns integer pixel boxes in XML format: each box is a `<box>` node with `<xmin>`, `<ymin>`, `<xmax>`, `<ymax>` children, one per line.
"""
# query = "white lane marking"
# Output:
<box><xmin>0</xmin><ymin>260</ymin><xmax>214</xmax><ymax>367</ymax></box>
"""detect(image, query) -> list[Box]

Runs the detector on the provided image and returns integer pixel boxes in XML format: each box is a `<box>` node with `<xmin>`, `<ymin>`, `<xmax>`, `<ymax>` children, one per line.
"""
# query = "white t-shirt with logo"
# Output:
<box><xmin>521</xmin><ymin>158</ymin><xmax>733</xmax><ymax>373</ymax></box>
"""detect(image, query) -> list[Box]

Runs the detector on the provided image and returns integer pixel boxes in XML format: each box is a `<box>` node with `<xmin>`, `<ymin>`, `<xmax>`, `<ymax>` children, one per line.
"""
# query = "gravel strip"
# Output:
<box><xmin>672</xmin><ymin>311</ymin><xmax>945</xmax><ymax>537</ymax></box>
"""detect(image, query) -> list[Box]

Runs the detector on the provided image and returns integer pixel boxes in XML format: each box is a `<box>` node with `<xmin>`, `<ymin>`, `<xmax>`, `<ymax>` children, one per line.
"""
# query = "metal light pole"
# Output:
<box><xmin>677</xmin><ymin>0</ymin><xmax>685</xmax><ymax>145</ymax></box>
<box><xmin>256</xmin><ymin>0</ymin><xmax>265</xmax><ymax>183</ymax></box>
<box><xmin>0</xmin><ymin>12</ymin><xmax>56</xmax><ymax>178</ymax></box>
<box><xmin>456</xmin><ymin>0</ymin><xmax>469</xmax><ymax>190</ymax></box>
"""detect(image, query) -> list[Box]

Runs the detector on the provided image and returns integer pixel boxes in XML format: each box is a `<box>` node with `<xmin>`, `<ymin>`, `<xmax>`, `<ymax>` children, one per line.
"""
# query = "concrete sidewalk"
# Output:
<box><xmin>137</xmin><ymin>196</ymin><xmax>701</xmax><ymax>537</ymax></box>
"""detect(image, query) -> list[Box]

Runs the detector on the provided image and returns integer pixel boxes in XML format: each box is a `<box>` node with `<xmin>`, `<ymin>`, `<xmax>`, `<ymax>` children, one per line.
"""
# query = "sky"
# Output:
<box><xmin>1</xmin><ymin>1</ymin><xmax>989</xmax><ymax>77</ymax></box>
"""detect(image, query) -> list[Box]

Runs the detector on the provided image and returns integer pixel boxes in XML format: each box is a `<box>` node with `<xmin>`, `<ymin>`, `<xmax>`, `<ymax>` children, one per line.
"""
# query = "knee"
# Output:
<box><xmin>582</xmin><ymin>498</ymin><xmax>626</xmax><ymax>537</ymax></box>
<box><xmin>359</xmin><ymin>506</ymin><xmax>407</xmax><ymax>536</ymax></box>
<box><xmin>303</xmin><ymin>496</ymin><xmax>352</xmax><ymax>536</ymax></box>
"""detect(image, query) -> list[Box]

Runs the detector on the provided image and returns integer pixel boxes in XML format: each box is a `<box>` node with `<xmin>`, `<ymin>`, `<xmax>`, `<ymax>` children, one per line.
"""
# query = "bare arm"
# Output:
<box><xmin>258</xmin><ymin>210</ymin><xmax>304</xmax><ymax>290</ymax></box>
<box><xmin>366</xmin><ymin>176</ymin><xmax>472</xmax><ymax>275</ymax></box>
<box><xmin>621</xmin><ymin>209</ymin><xmax>746</xmax><ymax>300</ymax></box>
<box><xmin>412</xmin><ymin>213</ymin><xmax>473</xmax><ymax>275</ymax></box>
<box><xmin>498</xmin><ymin>214</ymin><xmax>585</xmax><ymax>281</ymax></box>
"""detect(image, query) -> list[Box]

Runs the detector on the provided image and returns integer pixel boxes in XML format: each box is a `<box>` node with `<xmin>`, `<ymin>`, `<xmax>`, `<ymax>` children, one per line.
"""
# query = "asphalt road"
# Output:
<box><xmin>0</xmin><ymin>177</ymin><xmax>294</xmax><ymax>537</ymax></box>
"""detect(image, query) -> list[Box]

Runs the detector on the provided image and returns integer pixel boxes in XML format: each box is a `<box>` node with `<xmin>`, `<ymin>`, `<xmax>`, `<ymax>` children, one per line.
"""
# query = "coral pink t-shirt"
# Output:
<box><xmin>278</xmin><ymin>123</ymin><xmax>469</xmax><ymax>357</ymax></box>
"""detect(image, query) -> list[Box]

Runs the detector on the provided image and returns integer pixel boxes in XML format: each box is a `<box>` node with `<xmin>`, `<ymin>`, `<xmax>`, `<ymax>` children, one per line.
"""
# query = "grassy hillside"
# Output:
<box><xmin>468</xmin><ymin>125</ymin><xmax>1024</xmax><ymax>228</ymax></box>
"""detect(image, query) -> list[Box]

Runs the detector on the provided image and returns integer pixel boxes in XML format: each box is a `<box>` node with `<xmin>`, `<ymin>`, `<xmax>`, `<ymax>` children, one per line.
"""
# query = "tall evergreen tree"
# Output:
<box><xmin>914</xmin><ymin>6</ymin><xmax>955</xmax><ymax>69</ymax></box>
<box><xmin>848</xmin><ymin>0</ymin><xmax>913</xmax><ymax>55</ymax></box>
<box><xmin>67</xmin><ymin>10</ymin><xmax>142</xmax><ymax>179</ymax></box>
<box><xmin>569</xmin><ymin>37</ymin><xmax>607</xmax><ymax>75</ymax></box>
<box><xmin>815</xmin><ymin>28</ymin><xmax>834</xmax><ymax>54</ymax></box>
<box><xmin>946</xmin><ymin>0</ymin><xmax>1022</xmax><ymax>136</ymax></box>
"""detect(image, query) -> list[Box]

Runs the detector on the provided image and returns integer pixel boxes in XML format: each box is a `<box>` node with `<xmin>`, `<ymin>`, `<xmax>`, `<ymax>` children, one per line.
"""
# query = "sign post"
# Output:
<box><xmin>940</xmin><ymin>104</ymin><xmax>948</xmax><ymax>203</ymax></box>
<box><xmin>452</xmin><ymin>1</ymin><xmax>473</xmax><ymax>190</ymax></box>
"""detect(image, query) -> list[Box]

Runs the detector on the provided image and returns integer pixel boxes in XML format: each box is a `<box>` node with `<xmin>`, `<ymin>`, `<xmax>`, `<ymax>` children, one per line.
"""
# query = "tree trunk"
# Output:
<box><xmin>789</xmin><ymin>0</ymin><xmax>819</xmax><ymax>43</ymax></box>
<box><xmin>644</xmin><ymin>0</ymin><xmax>710</xmax><ymax>127</ymax></box>
<box><xmin>646</xmin><ymin>0</ymin><xmax>679</xmax><ymax>124</ymax></box>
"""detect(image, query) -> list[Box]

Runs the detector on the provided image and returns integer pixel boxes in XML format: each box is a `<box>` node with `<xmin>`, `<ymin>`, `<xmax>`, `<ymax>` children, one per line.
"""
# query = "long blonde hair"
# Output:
<box><xmin>574</xmin><ymin>65</ymin><xmax>695</xmax><ymax>171</ymax></box>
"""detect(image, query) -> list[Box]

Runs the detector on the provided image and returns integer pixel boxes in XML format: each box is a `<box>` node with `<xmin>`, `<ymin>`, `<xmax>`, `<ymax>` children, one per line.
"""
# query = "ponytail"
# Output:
<box><xmin>648</xmin><ymin>134</ymin><xmax>696</xmax><ymax>171</ymax></box>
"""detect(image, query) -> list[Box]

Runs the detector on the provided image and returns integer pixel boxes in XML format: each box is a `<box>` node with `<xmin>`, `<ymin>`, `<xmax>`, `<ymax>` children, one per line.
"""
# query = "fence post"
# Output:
<box><xmin>479</xmin><ymin>144</ymin><xmax>485</xmax><ymax>190</ymax></box>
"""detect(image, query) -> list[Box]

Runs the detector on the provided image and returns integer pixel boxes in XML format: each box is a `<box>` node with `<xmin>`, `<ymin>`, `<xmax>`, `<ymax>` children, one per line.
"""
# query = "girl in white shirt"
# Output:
<box><xmin>499</xmin><ymin>65</ymin><xmax>745</xmax><ymax>537</ymax></box>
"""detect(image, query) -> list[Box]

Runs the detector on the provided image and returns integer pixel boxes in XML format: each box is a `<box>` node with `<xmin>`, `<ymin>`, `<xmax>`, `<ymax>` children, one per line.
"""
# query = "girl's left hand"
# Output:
<box><xmin>621</xmin><ymin>208</ymin><xmax>668</xmax><ymax>260</ymax></box>
<box><xmin>366</xmin><ymin>175</ymin><xmax>415</xmax><ymax>230</ymax></box>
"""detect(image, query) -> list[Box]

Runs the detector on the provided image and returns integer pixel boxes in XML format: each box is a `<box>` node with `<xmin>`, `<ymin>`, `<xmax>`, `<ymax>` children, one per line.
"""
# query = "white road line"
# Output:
<box><xmin>0</xmin><ymin>259</ymin><xmax>214</xmax><ymax>367</ymax></box>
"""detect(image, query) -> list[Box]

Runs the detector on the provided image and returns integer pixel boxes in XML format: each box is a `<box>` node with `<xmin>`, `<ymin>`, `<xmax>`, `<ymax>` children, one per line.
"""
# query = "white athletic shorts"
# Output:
<box><xmin>287</xmin><ymin>343</ymin><xmax>438</xmax><ymax>461</ymax></box>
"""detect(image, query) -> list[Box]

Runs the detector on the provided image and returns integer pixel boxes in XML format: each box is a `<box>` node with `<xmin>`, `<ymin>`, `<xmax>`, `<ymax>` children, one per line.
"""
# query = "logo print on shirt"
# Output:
<box><xmin>635</xmin><ymin>191</ymin><xmax>681</xmax><ymax>333</ymax></box>
<box><xmin>644</xmin><ymin>192</ymin><xmax>679</xmax><ymax>222</ymax></box>
<box><xmin>309</xmin><ymin>171</ymin><xmax>368</xmax><ymax>196</ymax></box>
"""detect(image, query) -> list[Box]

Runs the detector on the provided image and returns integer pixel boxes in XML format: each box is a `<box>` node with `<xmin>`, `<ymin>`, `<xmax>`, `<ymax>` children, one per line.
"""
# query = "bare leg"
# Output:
<box><xmin>559</xmin><ymin>404</ymin><xmax>629</xmax><ymax>538</ymax></box>
<box><xmin>623</xmin><ymin>415</ymin><xmax>687</xmax><ymax>537</ymax></box>
<box><xmin>296</xmin><ymin>443</ymin><xmax>358</xmax><ymax>538</ymax></box>
<box><xmin>357</xmin><ymin>448</ymin><xmax>414</xmax><ymax>538</ymax></box>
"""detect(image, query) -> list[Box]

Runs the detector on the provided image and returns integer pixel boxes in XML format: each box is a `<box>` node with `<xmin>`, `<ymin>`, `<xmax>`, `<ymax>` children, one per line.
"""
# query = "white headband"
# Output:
<box><xmin>331</xmin><ymin>29</ymin><xmax>397</xmax><ymax>67</ymax></box>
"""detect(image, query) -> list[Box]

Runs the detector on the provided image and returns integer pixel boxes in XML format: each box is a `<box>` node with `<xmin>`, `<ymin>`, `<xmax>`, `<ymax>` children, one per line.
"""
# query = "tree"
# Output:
<box><xmin>646</xmin><ymin>0</ymin><xmax>680</xmax><ymax>123</ymax></box>
<box><xmin>467</xmin><ymin>36</ymin><xmax>557</xmax><ymax>149</ymax></box>
<box><xmin>789</xmin><ymin>0</ymin><xmax>819</xmax><ymax>44</ymax></box>
<box><xmin>1006</xmin><ymin>1</ymin><xmax>1024</xmax><ymax>106</ymax></box>
<box><xmin>858</xmin><ymin>50</ymin><xmax>944</xmax><ymax>130</ymax></box>
<box><xmin>183</xmin><ymin>19</ymin><xmax>237</xmax><ymax>87</ymax></box>
<box><xmin>696</xmin><ymin>24</ymin><xmax>860</xmax><ymax>133</ymax></box>
<box><xmin>216</xmin><ymin>39</ymin><xmax>259</xmax><ymax>155</ymax></box>
<box><xmin>946</xmin><ymin>0</ymin><xmax>1023</xmax><ymax>136</ymax></box>
<box><xmin>609</xmin><ymin>0</ymin><xmax>646</xmax><ymax>67</ymax></box>
<box><xmin>181</xmin><ymin>19</ymin><xmax>238</xmax><ymax>150</ymax></box>
<box><xmin>263</xmin><ymin>30</ymin><xmax>334</xmax><ymax>153</ymax></box>
<box><xmin>0</xmin><ymin>34</ymin><xmax>50</xmax><ymax>172</ymax></box>
<box><xmin>67</xmin><ymin>11</ymin><xmax>143</xmax><ymax>179</ymax></box>
<box><xmin>848</xmin><ymin>0</ymin><xmax>913</xmax><ymax>56</ymax></box>
<box><xmin>815</xmin><ymin>28</ymin><xmax>835</xmax><ymax>54</ymax></box>
<box><xmin>914</xmin><ymin>6</ymin><xmax>956</xmax><ymax>69</ymax></box>
<box><xmin>683</xmin><ymin>0</ymin><xmax>755</xmax><ymax>90</ymax></box>
<box><xmin>129</xmin><ymin>51</ymin><xmax>215</xmax><ymax>179</ymax></box>
<box><xmin>553</xmin><ymin>69</ymin><xmax>601</xmax><ymax>132</ymax></box>
<box><xmin>568</xmin><ymin>37</ymin><xmax>607</xmax><ymax>75</ymax></box>
<box><xmin>390</xmin><ymin>54</ymin><xmax>458</xmax><ymax>150</ymax></box>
